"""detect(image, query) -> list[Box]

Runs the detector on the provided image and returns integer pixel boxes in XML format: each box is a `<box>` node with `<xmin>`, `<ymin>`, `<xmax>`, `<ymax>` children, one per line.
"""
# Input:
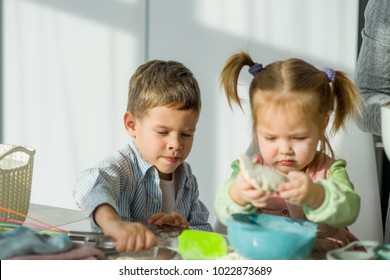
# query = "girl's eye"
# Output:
<box><xmin>293</xmin><ymin>137</ymin><xmax>306</xmax><ymax>140</ymax></box>
<box><xmin>264</xmin><ymin>137</ymin><xmax>276</xmax><ymax>141</ymax></box>
<box><xmin>182</xmin><ymin>133</ymin><xmax>193</xmax><ymax>137</ymax></box>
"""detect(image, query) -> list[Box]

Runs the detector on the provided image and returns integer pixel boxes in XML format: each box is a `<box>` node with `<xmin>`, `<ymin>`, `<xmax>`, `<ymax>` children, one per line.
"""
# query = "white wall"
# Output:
<box><xmin>3</xmin><ymin>0</ymin><xmax>383</xmax><ymax>242</ymax></box>
<box><xmin>4</xmin><ymin>0</ymin><xmax>146</xmax><ymax>208</ymax></box>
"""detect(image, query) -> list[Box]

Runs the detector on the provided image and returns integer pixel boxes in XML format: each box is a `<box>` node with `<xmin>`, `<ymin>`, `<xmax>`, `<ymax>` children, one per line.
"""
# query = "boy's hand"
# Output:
<box><xmin>278</xmin><ymin>171</ymin><xmax>324</xmax><ymax>209</ymax></box>
<box><xmin>94</xmin><ymin>204</ymin><xmax>156</xmax><ymax>252</ymax></box>
<box><xmin>102</xmin><ymin>220</ymin><xmax>156</xmax><ymax>253</ymax></box>
<box><xmin>229</xmin><ymin>172</ymin><xmax>272</xmax><ymax>208</ymax></box>
<box><xmin>147</xmin><ymin>211</ymin><xmax>189</xmax><ymax>228</ymax></box>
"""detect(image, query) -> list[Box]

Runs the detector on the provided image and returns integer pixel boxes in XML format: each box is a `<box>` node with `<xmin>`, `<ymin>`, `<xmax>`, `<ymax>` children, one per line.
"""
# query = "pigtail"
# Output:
<box><xmin>330</xmin><ymin>71</ymin><xmax>362</xmax><ymax>135</ymax></box>
<box><xmin>220</xmin><ymin>52</ymin><xmax>254</xmax><ymax>110</ymax></box>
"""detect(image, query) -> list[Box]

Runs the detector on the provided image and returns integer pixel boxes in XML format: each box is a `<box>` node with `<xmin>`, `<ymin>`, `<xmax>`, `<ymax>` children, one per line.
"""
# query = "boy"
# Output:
<box><xmin>74</xmin><ymin>60</ymin><xmax>212</xmax><ymax>253</ymax></box>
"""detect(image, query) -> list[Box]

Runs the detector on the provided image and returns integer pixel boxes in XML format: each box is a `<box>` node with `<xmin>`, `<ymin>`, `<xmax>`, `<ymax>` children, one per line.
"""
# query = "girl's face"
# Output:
<box><xmin>255</xmin><ymin>107</ymin><xmax>322</xmax><ymax>174</ymax></box>
<box><xmin>124</xmin><ymin>106</ymin><xmax>199</xmax><ymax>180</ymax></box>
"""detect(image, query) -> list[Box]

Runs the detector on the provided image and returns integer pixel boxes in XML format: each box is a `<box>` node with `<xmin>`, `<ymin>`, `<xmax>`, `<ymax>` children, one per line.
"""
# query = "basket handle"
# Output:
<box><xmin>0</xmin><ymin>146</ymin><xmax>36</xmax><ymax>161</ymax></box>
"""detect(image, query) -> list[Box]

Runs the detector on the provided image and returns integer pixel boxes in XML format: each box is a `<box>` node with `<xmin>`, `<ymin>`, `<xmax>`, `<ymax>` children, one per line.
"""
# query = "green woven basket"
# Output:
<box><xmin>0</xmin><ymin>144</ymin><xmax>36</xmax><ymax>223</ymax></box>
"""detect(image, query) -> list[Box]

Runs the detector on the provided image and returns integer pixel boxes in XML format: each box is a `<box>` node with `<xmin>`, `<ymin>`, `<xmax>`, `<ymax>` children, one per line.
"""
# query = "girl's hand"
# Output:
<box><xmin>102</xmin><ymin>220</ymin><xmax>156</xmax><ymax>253</ymax></box>
<box><xmin>147</xmin><ymin>211</ymin><xmax>189</xmax><ymax>228</ymax></box>
<box><xmin>229</xmin><ymin>172</ymin><xmax>272</xmax><ymax>208</ymax></box>
<box><xmin>278</xmin><ymin>171</ymin><xmax>324</xmax><ymax>209</ymax></box>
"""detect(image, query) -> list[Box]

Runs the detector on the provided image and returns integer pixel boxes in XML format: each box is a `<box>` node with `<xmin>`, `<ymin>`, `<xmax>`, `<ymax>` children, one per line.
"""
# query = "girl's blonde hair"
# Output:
<box><xmin>220</xmin><ymin>52</ymin><xmax>361</xmax><ymax>172</ymax></box>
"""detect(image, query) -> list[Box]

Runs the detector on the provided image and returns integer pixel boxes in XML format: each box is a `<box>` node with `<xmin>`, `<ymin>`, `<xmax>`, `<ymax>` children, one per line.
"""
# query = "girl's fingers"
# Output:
<box><xmin>245</xmin><ymin>189</ymin><xmax>267</xmax><ymax>200</ymax></box>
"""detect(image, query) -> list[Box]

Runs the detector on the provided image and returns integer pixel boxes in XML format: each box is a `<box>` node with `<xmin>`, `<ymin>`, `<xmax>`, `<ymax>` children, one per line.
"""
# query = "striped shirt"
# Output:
<box><xmin>73</xmin><ymin>139</ymin><xmax>212</xmax><ymax>232</ymax></box>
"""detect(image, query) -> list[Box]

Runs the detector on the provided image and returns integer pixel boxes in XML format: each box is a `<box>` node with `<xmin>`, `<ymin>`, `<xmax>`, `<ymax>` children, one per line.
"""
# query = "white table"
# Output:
<box><xmin>26</xmin><ymin>203</ymin><xmax>91</xmax><ymax>231</ymax></box>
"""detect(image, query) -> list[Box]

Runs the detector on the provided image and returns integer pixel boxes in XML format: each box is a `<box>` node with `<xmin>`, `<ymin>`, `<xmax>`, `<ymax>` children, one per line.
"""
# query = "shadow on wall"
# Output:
<box><xmin>5</xmin><ymin>0</ymin><xmax>147</xmax><ymax>209</ymax></box>
<box><xmin>24</xmin><ymin>0</ymin><xmax>143</xmax><ymax>32</ymax></box>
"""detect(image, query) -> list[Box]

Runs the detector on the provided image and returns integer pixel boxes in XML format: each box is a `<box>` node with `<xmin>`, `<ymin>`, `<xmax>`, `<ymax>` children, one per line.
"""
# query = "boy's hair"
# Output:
<box><xmin>127</xmin><ymin>60</ymin><xmax>201</xmax><ymax>119</ymax></box>
<box><xmin>220</xmin><ymin>51</ymin><xmax>362</xmax><ymax>171</ymax></box>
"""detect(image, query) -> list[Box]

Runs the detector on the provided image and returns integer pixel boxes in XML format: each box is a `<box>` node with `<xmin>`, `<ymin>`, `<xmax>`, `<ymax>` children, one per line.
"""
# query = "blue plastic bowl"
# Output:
<box><xmin>227</xmin><ymin>213</ymin><xmax>318</xmax><ymax>260</ymax></box>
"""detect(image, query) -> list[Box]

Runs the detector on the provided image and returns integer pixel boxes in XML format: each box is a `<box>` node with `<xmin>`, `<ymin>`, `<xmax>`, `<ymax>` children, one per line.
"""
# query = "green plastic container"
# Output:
<box><xmin>177</xmin><ymin>229</ymin><xmax>228</xmax><ymax>260</ymax></box>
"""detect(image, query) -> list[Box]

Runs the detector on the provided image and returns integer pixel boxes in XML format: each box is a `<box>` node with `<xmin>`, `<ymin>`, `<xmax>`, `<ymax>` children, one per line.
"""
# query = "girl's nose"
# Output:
<box><xmin>279</xmin><ymin>140</ymin><xmax>293</xmax><ymax>154</ymax></box>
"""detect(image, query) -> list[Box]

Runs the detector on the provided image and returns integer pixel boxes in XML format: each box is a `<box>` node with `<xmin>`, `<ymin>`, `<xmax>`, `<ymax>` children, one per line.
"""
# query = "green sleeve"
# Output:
<box><xmin>303</xmin><ymin>159</ymin><xmax>360</xmax><ymax>227</ymax></box>
<box><xmin>214</xmin><ymin>160</ymin><xmax>257</xmax><ymax>226</ymax></box>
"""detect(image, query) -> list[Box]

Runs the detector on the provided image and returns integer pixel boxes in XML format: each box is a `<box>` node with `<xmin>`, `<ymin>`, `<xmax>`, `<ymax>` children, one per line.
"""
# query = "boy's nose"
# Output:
<box><xmin>169</xmin><ymin>137</ymin><xmax>182</xmax><ymax>151</ymax></box>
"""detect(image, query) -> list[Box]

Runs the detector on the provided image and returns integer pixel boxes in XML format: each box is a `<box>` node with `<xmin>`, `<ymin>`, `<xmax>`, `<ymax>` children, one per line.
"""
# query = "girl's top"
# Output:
<box><xmin>215</xmin><ymin>153</ymin><xmax>360</xmax><ymax>254</ymax></box>
<box><xmin>74</xmin><ymin>139</ymin><xmax>212</xmax><ymax>232</ymax></box>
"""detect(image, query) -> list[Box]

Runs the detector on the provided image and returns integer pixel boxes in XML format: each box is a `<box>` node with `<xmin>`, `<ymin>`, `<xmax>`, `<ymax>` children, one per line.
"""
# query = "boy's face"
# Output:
<box><xmin>124</xmin><ymin>106</ymin><xmax>199</xmax><ymax>180</ymax></box>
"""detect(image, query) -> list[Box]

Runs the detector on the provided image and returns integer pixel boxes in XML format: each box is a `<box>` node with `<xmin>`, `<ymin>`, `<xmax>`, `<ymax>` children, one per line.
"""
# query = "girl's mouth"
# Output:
<box><xmin>279</xmin><ymin>160</ymin><xmax>295</xmax><ymax>166</ymax></box>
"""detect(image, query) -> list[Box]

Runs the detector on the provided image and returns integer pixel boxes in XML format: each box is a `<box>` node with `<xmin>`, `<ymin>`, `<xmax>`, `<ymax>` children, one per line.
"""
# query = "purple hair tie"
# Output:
<box><xmin>321</xmin><ymin>67</ymin><xmax>335</xmax><ymax>83</ymax></box>
<box><xmin>248</xmin><ymin>62</ymin><xmax>263</xmax><ymax>77</ymax></box>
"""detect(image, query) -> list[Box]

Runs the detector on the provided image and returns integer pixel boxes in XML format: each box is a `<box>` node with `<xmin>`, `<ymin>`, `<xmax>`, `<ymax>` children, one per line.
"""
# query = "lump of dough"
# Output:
<box><xmin>239</xmin><ymin>153</ymin><xmax>287</xmax><ymax>192</ymax></box>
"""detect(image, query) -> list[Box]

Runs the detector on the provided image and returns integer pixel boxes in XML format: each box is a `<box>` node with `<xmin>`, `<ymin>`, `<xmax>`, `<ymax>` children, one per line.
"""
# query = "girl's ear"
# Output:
<box><xmin>324</xmin><ymin>115</ymin><xmax>330</xmax><ymax>128</ymax></box>
<box><xmin>124</xmin><ymin>111</ymin><xmax>137</xmax><ymax>138</ymax></box>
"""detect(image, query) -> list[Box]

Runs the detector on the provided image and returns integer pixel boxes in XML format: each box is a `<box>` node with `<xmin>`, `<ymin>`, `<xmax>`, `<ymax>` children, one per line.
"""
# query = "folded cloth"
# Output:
<box><xmin>0</xmin><ymin>227</ymin><xmax>72</xmax><ymax>259</ymax></box>
<box><xmin>10</xmin><ymin>242</ymin><xmax>105</xmax><ymax>260</ymax></box>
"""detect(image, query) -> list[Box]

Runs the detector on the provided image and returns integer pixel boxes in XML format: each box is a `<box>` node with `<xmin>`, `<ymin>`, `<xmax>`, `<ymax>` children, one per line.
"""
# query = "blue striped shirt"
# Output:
<box><xmin>73</xmin><ymin>140</ymin><xmax>212</xmax><ymax>232</ymax></box>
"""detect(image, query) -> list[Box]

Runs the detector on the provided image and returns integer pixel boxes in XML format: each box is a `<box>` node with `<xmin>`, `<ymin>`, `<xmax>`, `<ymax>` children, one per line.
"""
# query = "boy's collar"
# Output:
<box><xmin>128</xmin><ymin>139</ymin><xmax>152</xmax><ymax>176</ymax></box>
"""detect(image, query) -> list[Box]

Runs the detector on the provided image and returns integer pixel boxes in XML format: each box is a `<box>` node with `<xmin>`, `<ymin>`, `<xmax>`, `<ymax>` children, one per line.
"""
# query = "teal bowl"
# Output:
<box><xmin>227</xmin><ymin>213</ymin><xmax>318</xmax><ymax>260</ymax></box>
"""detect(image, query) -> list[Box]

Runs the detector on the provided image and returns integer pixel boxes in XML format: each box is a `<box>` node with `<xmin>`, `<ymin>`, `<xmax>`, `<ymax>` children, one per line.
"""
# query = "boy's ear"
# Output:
<box><xmin>124</xmin><ymin>111</ymin><xmax>137</xmax><ymax>138</ymax></box>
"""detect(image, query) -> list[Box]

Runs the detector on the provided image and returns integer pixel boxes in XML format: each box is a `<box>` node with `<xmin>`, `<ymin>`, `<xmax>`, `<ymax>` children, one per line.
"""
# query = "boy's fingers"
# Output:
<box><xmin>145</xmin><ymin>230</ymin><xmax>157</xmax><ymax>248</ymax></box>
<box><xmin>155</xmin><ymin>215</ymin><xmax>175</xmax><ymax>225</ymax></box>
<box><xmin>131</xmin><ymin>233</ymin><xmax>144</xmax><ymax>252</ymax></box>
<box><xmin>147</xmin><ymin>212</ymin><xmax>165</xmax><ymax>224</ymax></box>
<box><xmin>171</xmin><ymin>211</ymin><xmax>181</xmax><ymax>218</ymax></box>
<box><xmin>181</xmin><ymin>220</ymin><xmax>189</xmax><ymax>228</ymax></box>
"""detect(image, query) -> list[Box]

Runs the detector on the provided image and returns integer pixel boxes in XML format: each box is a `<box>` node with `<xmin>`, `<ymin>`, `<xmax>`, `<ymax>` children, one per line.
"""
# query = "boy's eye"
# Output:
<box><xmin>182</xmin><ymin>133</ymin><xmax>193</xmax><ymax>137</ymax></box>
<box><xmin>264</xmin><ymin>137</ymin><xmax>275</xmax><ymax>141</ymax></box>
<box><xmin>157</xmin><ymin>131</ymin><xmax>168</xmax><ymax>135</ymax></box>
<box><xmin>293</xmin><ymin>137</ymin><xmax>307</xmax><ymax>140</ymax></box>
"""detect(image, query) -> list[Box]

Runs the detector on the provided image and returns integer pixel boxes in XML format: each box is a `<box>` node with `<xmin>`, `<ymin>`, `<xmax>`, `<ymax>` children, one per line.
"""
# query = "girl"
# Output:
<box><xmin>215</xmin><ymin>52</ymin><xmax>362</xmax><ymax>257</ymax></box>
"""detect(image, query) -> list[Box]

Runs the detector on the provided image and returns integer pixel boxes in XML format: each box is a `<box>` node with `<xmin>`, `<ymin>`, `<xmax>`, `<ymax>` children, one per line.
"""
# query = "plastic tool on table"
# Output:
<box><xmin>157</xmin><ymin>229</ymin><xmax>228</xmax><ymax>260</ymax></box>
<box><xmin>67</xmin><ymin>231</ymin><xmax>115</xmax><ymax>249</ymax></box>
<box><xmin>68</xmin><ymin>229</ymin><xmax>228</xmax><ymax>260</ymax></box>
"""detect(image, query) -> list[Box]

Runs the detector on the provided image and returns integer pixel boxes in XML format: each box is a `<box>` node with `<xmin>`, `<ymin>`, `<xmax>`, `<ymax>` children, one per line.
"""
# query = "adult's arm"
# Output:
<box><xmin>354</xmin><ymin>0</ymin><xmax>390</xmax><ymax>136</ymax></box>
